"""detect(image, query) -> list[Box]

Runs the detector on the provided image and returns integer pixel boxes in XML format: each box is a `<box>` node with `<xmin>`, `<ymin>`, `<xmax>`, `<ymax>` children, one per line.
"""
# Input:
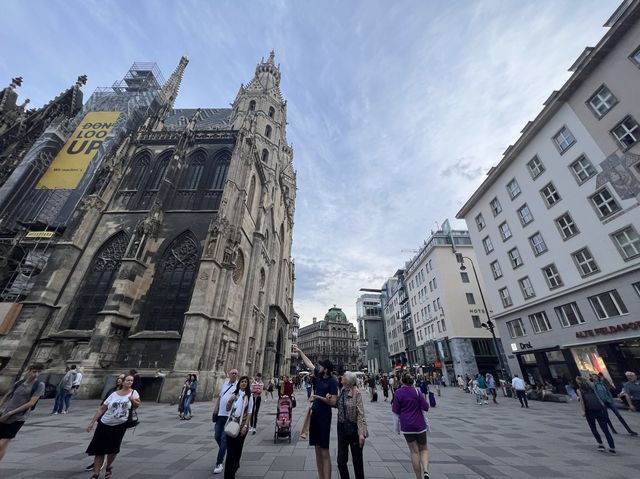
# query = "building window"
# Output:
<box><xmin>517</xmin><ymin>204</ymin><xmax>534</xmax><ymax>226</ymax></box>
<box><xmin>588</xmin><ymin>290</ymin><xmax>628</xmax><ymax>319</ymax></box>
<box><xmin>466</xmin><ymin>293</ymin><xmax>476</xmax><ymax>305</ymax></box>
<box><xmin>249</xmin><ymin>100</ymin><xmax>256</xmax><ymax>111</ymax></box>
<box><xmin>553</xmin><ymin>126</ymin><xmax>576</xmax><ymax>154</ymax></box>
<box><xmin>460</xmin><ymin>272</ymin><xmax>470</xmax><ymax>283</ymax></box>
<box><xmin>475</xmin><ymin>213</ymin><xmax>486</xmax><ymax>231</ymax></box>
<box><xmin>269</xmin><ymin>106</ymin><xmax>275</xmax><ymax>118</ymax></box>
<box><xmin>587</xmin><ymin>85</ymin><xmax>618</xmax><ymax>118</ymax></box>
<box><xmin>471</xmin><ymin>315</ymin><xmax>482</xmax><ymax>328</ymax></box>
<box><xmin>506</xmin><ymin>318</ymin><xmax>525</xmax><ymax>338</ymax></box>
<box><xmin>633</xmin><ymin>282</ymin><xmax>640</xmax><ymax>297</ymax></box>
<box><xmin>519</xmin><ymin>276</ymin><xmax>535</xmax><ymax>299</ymax></box>
<box><xmin>482</xmin><ymin>236</ymin><xmax>494</xmax><ymax>254</ymax></box>
<box><xmin>611</xmin><ymin>116</ymin><xmax>640</xmax><ymax>149</ymax></box>
<box><xmin>611</xmin><ymin>226</ymin><xmax>640</xmax><ymax>260</ymax></box>
<box><xmin>499</xmin><ymin>221</ymin><xmax>512</xmax><ymax>241</ymax></box>
<box><xmin>506</xmin><ymin>179</ymin><xmax>521</xmax><ymax>200</ymax></box>
<box><xmin>590</xmin><ymin>188</ymin><xmax>621</xmax><ymax>219</ymax></box>
<box><xmin>490</xmin><ymin>260</ymin><xmax>503</xmax><ymax>280</ymax></box>
<box><xmin>542</xmin><ymin>264</ymin><xmax>563</xmax><ymax>289</ymax></box>
<box><xmin>490</xmin><ymin>197</ymin><xmax>502</xmax><ymax>216</ymax></box>
<box><xmin>529</xmin><ymin>232</ymin><xmax>548</xmax><ymax>256</ymax></box>
<box><xmin>555</xmin><ymin>302</ymin><xmax>585</xmax><ymax>328</ymax></box>
<box><xmin>261</xmin><ymin>149</ymin><xmax>269</xmax><ymax>163</ymax></box>
<box><xmin>570</xmin><ymin>155</ymin><xmax>597</xmax><ymax>184</ymax></box>
<box><xmin>508</xmin><ymin>247</ymin><xmax>523</xmax><ymax>269</ymax></box>
<box><xmin>540</xmin><ymin>182</ymin><xmax>561</xmax><ymax>208</ymax></box>
<box><xmin>527</xmin><ymin>155</ymin><xmax>545</xmax><ymax>179</ymax></box>
<box><xmin>529</xmin><ymin>311</ymin><xmax>552</xmax><ymax>333</ymax></box>
<box><xmin>555</xmin><ymin>213</ymin><xmax>579</xmax><ymax>240</ymax></box>
<box><xmin>572</xmin><ymin>247</ymin><xmax>599</xmax><ymax>277</ymax></box>
<box><xmin>499</xmin><ymin>287</ymin><xmax>513</xmax><ymax>307</ymax></box>
<box><xmin>265</xmin><ymin>125</ymin><xmax>272</xmax><ymax>138</ymax></box>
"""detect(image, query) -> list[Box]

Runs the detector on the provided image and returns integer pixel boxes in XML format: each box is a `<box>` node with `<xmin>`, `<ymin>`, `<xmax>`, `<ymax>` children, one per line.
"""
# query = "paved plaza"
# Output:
<box><xmin>1</xmin><ymin>386</ymin><xmax>639</xmax><ymax>478</ymax></box>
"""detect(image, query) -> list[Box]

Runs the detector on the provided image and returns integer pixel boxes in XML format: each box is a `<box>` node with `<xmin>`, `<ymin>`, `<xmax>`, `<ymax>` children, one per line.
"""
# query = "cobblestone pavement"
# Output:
<box><xmin>1</xmin><ymin>386</ymin><xmax>639</xmax><ymax>478</ymax></box>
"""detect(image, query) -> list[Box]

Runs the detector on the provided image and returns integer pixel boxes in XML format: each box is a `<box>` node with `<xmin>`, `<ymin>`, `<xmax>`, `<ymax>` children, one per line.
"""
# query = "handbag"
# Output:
<box><xmin>125</xmin><ymin>392</ymin><xmax>139</xmax><ymax>429</ymax></box>
<box><xmin>224</xmin><ymin>395</ymin><xmax>248</xmax><ymax>438</ymax></box>
<box><xmin>291</xmin><ymin>395</ymin><xmax>297</xmax><ymax>408</ymax></box>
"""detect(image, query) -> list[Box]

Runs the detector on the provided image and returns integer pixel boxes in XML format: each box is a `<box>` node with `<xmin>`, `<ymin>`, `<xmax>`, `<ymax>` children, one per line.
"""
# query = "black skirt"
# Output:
<box><xmin>86</xmin><ymin>420</ymin><xmax>127</xmax><ymax>456</ymax></box>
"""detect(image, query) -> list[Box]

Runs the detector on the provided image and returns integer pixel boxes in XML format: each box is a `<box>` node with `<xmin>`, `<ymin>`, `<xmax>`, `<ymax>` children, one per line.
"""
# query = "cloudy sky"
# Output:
<box><xmin>1</xmin><ymin>0</ymin><xmax>620</xmax><ymax>326</ymax></box>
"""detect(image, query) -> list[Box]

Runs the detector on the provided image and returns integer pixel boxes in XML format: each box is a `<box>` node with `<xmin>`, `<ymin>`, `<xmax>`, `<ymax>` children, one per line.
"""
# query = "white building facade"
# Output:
<box><xmin>457</xmin><ymin>1</ymin><xmax>640</xmax><ymax>392</ymax></box>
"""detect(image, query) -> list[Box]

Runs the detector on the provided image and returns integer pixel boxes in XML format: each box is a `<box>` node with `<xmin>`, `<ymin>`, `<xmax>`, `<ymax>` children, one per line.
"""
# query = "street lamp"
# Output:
<box><xmin>457</xmin><ymin>254</ymin><xmax>508</xmax><ymax>380</ymax></box>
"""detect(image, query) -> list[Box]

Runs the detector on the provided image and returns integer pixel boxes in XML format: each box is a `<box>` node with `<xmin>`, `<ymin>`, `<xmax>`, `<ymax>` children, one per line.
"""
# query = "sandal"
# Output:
<box><xmin>105</xmin><ymin>467</ymin><xmax>113</xmax><ymax>478</ymax></box>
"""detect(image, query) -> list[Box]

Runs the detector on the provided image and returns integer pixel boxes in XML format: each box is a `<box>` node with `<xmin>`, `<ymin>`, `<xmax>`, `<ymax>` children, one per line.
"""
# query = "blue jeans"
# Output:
<box><xmin>183</xmin><ymin>394</ymin><xmax>193</xmax><ymax>416</ymax></box>
<box><xmin>214</xmin><ymin>415</ymin><xmax>229</xmax><ymax>466</ymax></box>
<box><xmin>52</xmin><ymin>389</ymin><xmax>72</xmax><ymax>413</ymax></box>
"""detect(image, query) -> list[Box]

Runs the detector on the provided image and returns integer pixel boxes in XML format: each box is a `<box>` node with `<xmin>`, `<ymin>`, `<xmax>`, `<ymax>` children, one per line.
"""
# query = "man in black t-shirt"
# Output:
<box><xmin>293</xmin><ymin>345</ymin><xmax>337</xmax><ymax>479</ymax></box>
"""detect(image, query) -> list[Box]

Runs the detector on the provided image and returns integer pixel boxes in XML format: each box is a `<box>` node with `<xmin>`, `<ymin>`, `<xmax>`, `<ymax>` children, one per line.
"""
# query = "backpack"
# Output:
<box><xmin>582</xmin><ymin>389</ymin><xmax>604</xmax><ymax>412</ymax></box>
<box><xmin>10</xmin><ymin>380</ymin><xmax>43</xmax><ymax>411</ymax></box>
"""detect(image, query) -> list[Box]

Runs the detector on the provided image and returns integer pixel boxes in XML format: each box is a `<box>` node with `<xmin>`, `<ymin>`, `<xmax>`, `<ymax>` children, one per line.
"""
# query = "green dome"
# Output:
<box><xmin>324</xmin><ymin>306</ymin><xmax>347</xmax><ymax>323</ymax></box>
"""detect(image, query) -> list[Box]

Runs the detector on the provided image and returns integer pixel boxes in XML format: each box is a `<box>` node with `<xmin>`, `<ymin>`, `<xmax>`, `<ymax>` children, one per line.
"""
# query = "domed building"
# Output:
<box><xmin>297</xmin><ymin>306</ymin><xmax>359</xmax><ymax>372</ymax></box>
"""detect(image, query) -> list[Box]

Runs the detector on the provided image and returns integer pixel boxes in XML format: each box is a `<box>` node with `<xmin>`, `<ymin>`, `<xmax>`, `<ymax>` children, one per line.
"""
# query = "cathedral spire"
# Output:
<box><xmin>254</xmin><ymin>51</ymin><xmax>281</xmax><ymax>90</ymax></box>
<box><xmin>148</xmin><ymin>55</ymin><xmax>189</xmax><ymax>131</ymax></box>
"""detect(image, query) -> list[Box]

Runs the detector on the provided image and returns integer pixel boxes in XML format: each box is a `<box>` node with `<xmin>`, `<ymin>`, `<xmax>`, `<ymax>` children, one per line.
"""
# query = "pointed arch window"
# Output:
<box><xmin>265</xmin><ymin>125</ymin><xmax>272</xmax><ymax>139</ymax></box>
<box><xmin>146</xmin><ymin>150</ymin><xmax>172</xmax><ymax>191</ymax></box>
<box><xmin>249</xmin><ymin>100</ymin><xmax>256</xmax><ymax>111</ymax></box>
<box><xmin>66</xmin><ymin>232</ymin><xmax>128</xmax><ymax>330</ymax></box>
<box><xmin>139</xmin><ymin>232</ymin><xmax>200</xmax><ymax>332</ymax></box>
<box><xmin>179</xmin><ymin>150</ymin><xmax>206</xmax><ymax>190</ymax></box>
<box><xmin>209</xmin><ymin>151</ymin><xmax>230</xmax><ymax>190</ymax></box>
<box><xmin>269</xmin><ymin>107</ymin><xmax>275</xmax><ymax>118</ymax></box>
<box><xmin>123</xmin><ymin>152</ymin><xmax>151</xmax><ymax>190</ymax></box>
<box><xmin>261</xmin><ymin>149</ymin><xmax>269</xmax><ymax>163</ymax></box>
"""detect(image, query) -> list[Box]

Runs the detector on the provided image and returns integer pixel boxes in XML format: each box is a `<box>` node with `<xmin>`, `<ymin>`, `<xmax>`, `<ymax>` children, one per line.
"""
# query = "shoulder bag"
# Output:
<box><xmin>224</xmin><ymin>394</ymin><xmax>248</xmax><ymax>438</ymax></box>
<box><xmin>212</xmin><ymin>383</ymin><xmax>236</xmax><ymax>423</ymax></box>
<box><xmin>125</xmin><ymin>391</ymin><xmax>139</xmax><ymax>429</ymax></box>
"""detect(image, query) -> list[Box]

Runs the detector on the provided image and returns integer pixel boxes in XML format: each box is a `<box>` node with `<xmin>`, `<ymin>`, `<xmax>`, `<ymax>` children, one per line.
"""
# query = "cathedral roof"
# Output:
<box><xmin>164</xmin><ymin>108</ymin><xmax>231</xmax><ymax>131</ymax></box>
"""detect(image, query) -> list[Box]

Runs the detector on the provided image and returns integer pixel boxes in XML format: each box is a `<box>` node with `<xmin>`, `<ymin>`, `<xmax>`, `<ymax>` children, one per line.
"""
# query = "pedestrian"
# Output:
<box><xmin>368</xmin><ymin>375</ymin><xmax>376</xmax><ymax>401</ymax></box>
<box><xmin>591</xmin><ymin>374</ymin><xmax>637</xmax><ymax>435</ymax></box>
<box><xmin>129</xmin><ymin>369</ymin><xmax>142</xmax><ymax>394</ymax></box>
<box><xmin>249</xmin><ymin>373</ymin><xmax>264</xmax><ymax>434</ymax></box>
<box><xmin>294</xmin><ymin>345</ymin><xmax>338</xmax><ymax>479</ymax></box>
<box><xmin>575</xmin><ymin>376</ymin><xmax>616</xmax><ymax>454</ymax></box>
<box><xmin>470</xmin><ymin>377</ymin><xmax>483</xmax><ymax>405</ymax></box>
<box><xmin>211</xmin><ymin>368</ymin><xmax>239</xmax><ymax>475</ymax></box>
<box><xmin>69</xmin><ymin>367</ymin><xmax>84</xmax><ymax>410</ymax></box>
<box><xmin>457</xmin><ymin>375</ymin><xmax>465</xmax><ymax>390</ymax></box>
<box><xmin>336</xmin><ymin>371</ymin><xmax>368</xmax><ymax>479</ymax></box>
<box><xmin>85</xmin><ymin>374</ymin><xmax>141</xmax><ymax>478</ymax></box>
<box><xmin>178</xmin><ymin>374</ymin><xmax>192</xmax><ymax>420</ymax></box>
<box><xmin>476</xmin><ymin>374</ymin><xmax>488</xmax><ymax>404</ymax></box>
<box><xmin>622</xmin><ymin>371</ymin><xmax>640</xmax><ymax>411</ymax></box>
<box><xmin>224</xmin><ymin>375</ymin><xmax>253</xmax><ymax>479</ymax></box>
<box><xmin>266</xmin><ymin>377</ymin><xmax>275</xmax><ymax>400</ymax></box>
<box><xmin>485</xmin><ymin>373</ymin><xmax>498</xmax><ymax>404</ymax></box>
<box><xmin>392</xmin><ymin>373</ymin><xmax>430</xmax><ymax>479</ymax></box>
<box><xmin>280</xmin><ymin>375</ymin><xmax>294</xmax><ymax>398</ymax></box>
<box><xmin>564</xmin><ymin>377</ymin><xmax>577</xmax><ymax>400</ymax></box>
<box><xmin>434</xmin><ymin>375</ymin><xmax>441</xmax><ymax>397</ymax></box>
<box><xmin>0</xmin><ymin>364</ymin><xmax>46</xmax><ymax>462</ymax></box>
<box><xmin>183</xmin><ymin>374</ymin><xmax>197</xmax><ymax>420</ymax></box>
<box><xmin>305</xmin><ymin>375</ymin><xmax>313</xmax><ymax>399</ymax></box>
<box><xmin>511</xmin><ymin>374</ymin><xmax>529</xmax><ymax>408</ymax></box>
<box><xmin>381</xmin><ymin>373</ymin><xmax>390</xmax><ymax>402</ymax></box>
<box><xmin>52</xmin><ymin>365</ymin><xmax>77</xmax><ymax>415</ymax></box>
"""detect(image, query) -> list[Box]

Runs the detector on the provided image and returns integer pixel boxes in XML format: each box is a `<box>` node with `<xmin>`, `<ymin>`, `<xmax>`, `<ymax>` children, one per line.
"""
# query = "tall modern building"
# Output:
<box><xmin>404</xmin><ymin>225</ymin><xmax>505</xmax><ymax>383</ymax></box>
<box><xmin>356</xmin><ymin>291</ymin><xmax>390</xmax><ymax>373</ymax></box>
<box><xmin>457</xmin><ymin>1</ymin><xmax>640</xmax><ymax>390</ymax></box>
<box><xmin>0</xmin><ymin>53</ymin><xmax>297</xmax><ymax>401</ymax></box>
<box><xmin>297</xmin><ymin>307</ymin><xmax>359</xmax><ymax>372</ymax></box>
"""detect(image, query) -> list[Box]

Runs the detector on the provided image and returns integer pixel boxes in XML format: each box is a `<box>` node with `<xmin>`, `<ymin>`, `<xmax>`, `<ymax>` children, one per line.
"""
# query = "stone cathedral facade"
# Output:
<box><xmin>0</xmin><ymin>53</ymin><xmax>297</xmax><ymax>401</ymax></box>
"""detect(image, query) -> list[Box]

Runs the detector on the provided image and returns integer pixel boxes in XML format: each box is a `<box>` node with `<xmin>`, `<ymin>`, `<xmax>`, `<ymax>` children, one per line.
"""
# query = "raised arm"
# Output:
<box><xmin>293</xmin><ymin>345</ymin><xmax>315</xmax><ymax>371</ymax></box>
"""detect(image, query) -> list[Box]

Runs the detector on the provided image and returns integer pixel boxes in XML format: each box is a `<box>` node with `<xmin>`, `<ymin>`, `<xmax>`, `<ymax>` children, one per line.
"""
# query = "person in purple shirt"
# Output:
<box><xmin>392</xmin><ymin>373</ymin><xmax>430</xmax><ymax>479</ymax></box>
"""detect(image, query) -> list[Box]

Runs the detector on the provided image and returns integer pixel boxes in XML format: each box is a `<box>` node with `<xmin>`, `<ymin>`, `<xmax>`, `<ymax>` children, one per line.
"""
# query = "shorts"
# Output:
<box><xmin>403</xmin><ymin>432</ymin><xmax>427</xmax><ymax>445</ymax></box>
<box><xmin>0</xmin><ymin>421</ymin><xmax>25</xmax><ymax>439</ymax></box>
<box><xmin>309</xmin><ymin>413</ymin><xmax>331</xmax><ymax>449</ymax></box>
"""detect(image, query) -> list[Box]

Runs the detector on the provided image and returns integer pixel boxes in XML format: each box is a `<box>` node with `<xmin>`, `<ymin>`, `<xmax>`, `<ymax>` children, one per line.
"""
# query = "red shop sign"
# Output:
<box><xmin>575</xmin><ymin>321</ymin><xmax>640</xmax><ymax>338</ymax></box>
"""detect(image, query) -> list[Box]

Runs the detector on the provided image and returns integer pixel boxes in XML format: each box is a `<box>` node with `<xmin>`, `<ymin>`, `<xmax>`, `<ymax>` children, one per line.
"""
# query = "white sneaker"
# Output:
<box><xmin>213</xmin><ymin>464</ymin><xmax>224</xmax><ymax>474</ymax></box>
<box><xmin>62</xmin><ymin>410</ymin><xmax>67</xmax><ymax>414</ymax></box>
<box><xmin>250</xmin><ymin>427</ymin><xmax>256</xmax><ymax>434</ymax></box>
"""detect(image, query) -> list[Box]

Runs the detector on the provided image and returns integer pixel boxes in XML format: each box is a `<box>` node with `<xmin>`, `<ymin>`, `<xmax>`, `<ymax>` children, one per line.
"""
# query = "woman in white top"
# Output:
<box><xmin>224</xmin><ymin>375</ymin><xmax>254</xmax><ymax>479</ymax></box>
<box><xmin>86</xmin><ymin>374</ymin><xmax>140</xmax><ymax>479</ymax></box>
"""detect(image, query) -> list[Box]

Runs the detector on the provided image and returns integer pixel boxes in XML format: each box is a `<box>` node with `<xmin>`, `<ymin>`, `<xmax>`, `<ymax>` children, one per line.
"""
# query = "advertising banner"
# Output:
<box><xmin>35</xmin><ymin>111</ymin><xmax>121</xmax><ymax>190</ymax></box>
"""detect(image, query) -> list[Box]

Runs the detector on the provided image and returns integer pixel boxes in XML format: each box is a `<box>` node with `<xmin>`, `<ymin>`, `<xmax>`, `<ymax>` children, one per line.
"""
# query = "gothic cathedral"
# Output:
<box><xmin>0</xmin><ymin>53</ymin><xmax>297</xmax><ymax>401</ymax></box>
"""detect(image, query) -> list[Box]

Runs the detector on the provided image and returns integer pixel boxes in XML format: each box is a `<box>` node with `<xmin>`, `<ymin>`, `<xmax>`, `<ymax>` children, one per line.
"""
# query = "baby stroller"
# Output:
<box><xmin>274</xmin><ymin>395</ymin><xmax>292</xmax><ymax>443</ymax></box>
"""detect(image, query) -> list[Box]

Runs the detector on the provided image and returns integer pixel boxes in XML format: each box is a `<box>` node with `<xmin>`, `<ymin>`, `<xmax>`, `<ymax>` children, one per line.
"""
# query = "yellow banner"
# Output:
<box><xmin>36</xmin><ymin>111</ymin><xmax>121</xmax><ymax>190</ymax></box>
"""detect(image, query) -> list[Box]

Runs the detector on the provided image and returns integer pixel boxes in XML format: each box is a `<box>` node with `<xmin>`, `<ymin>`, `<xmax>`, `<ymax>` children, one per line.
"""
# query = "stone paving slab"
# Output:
<box><xmin>1</xmin><ymin>386</ymin><xmax>640</xmax><ymax>478</ymax></box>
